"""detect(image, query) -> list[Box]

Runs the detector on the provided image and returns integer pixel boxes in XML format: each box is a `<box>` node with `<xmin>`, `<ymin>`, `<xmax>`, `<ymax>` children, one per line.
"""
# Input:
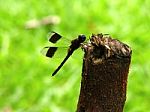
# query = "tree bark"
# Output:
<box><xmin>77</xmin><ymin>34</ymin><xmax>132</xmax><ymax>112</ymax></box>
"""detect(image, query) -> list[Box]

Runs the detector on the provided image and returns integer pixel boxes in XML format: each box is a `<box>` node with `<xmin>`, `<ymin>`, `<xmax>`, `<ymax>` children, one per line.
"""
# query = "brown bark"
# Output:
<box><xmin>77</xmin><ymin>34</ymin><xmax>132</xmax><ymax>112</ymax></box>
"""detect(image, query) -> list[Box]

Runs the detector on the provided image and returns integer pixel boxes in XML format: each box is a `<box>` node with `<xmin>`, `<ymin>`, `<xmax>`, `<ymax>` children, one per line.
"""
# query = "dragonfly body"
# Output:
<box><xmin>42</xmin><ymin>32</ymin><xmax>86</xmax><ymax>76</ymax></box>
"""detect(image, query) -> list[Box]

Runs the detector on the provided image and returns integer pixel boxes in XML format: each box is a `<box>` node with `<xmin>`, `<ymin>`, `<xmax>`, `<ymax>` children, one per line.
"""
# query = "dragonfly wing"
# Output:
<box><xmin>46</xmin><ymin>47</ymin><xmax>57</xmax><ymax>58</ymax></box>
<box><xmin>41</xmin><ymin>46</ymin><xmax>68</xmax><ymax>58</ymax></box>
<box><xmin>47</xmin><ymin>32</ymin><xmax>72</xmax><ymax>46</ymax></box>
<box><xmin>48</xmin><ymin>32</ymin><xmax>62</xmax><ymax>43</ymax></box>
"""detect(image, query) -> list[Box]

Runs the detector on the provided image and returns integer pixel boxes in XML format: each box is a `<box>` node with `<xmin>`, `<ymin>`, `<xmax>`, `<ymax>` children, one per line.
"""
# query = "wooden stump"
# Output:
<box><xmin>77</xmin><ymin>34</ymin><xmax>132</xmax><ymax>112</ymax></box>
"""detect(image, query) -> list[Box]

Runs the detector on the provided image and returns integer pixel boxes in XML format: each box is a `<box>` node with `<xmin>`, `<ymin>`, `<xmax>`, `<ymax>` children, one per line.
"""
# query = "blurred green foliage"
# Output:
<box><xmin>0</xmin><ymin>0</ymin><xmax>150</xmax><ymax>112</ymax></box>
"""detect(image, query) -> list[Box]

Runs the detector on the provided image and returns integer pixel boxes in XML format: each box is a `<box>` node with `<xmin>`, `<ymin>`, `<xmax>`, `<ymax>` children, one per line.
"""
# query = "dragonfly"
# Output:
<box><xmin>42</xmin><ymin>32</ymin><xmax>86</xmax><ymax>76</ymax></box>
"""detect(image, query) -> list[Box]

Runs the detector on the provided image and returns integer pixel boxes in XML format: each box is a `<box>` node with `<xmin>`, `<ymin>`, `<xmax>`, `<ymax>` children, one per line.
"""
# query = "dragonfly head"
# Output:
<box><xmin>78</xmin><ymin>34</ymin><xmax>86</xmax><ymax>43</ymax></box>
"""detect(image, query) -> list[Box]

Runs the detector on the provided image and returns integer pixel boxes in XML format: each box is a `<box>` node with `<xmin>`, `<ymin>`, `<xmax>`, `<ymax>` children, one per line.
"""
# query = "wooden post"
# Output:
<box><xmin>77</xmin><ymin>34</ymin><xmax>132</xmax><ymax>112</ymax></box>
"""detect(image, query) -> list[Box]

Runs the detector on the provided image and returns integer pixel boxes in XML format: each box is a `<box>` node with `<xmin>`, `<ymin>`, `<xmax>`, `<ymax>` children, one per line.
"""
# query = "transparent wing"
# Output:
<box><xmin>41</xmin><ymin>46</ymin><xmax>68</xmax><ymax>58</ymax></box>
<box><xmin>46</xmin><ymin>32</ymin><xmax>71</xmax><ymax>47</ymax></box>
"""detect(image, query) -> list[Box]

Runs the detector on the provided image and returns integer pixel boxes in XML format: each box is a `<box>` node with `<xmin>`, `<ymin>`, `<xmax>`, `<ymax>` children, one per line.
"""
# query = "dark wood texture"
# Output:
<box><xmin>77</xmin><ymin>34</ymin><xmax>132</xmax><ymax>112</ymax></box>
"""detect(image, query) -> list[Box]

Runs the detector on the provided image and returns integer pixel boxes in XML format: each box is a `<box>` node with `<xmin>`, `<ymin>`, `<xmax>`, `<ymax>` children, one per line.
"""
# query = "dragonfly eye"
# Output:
<box><xmin>78</xmin><ymin>34</ymin><xmax>86</xmax><ymax>42</ymax></box>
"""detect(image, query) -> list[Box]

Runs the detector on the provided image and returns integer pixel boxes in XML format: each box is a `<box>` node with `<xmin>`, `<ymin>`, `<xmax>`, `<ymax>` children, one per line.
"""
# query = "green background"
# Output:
<box><xmin>0</xmin><ymin>0</ymin><xmax>150</xmax><ymax>112</ymax></box>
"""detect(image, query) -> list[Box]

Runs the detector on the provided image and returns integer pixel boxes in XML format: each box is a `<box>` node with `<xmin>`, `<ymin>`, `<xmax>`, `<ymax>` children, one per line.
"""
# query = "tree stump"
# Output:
<box><xmin>77</xmin><ymin>34</ymin><xmax>132</xmax><ymax>112</ymax></box>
